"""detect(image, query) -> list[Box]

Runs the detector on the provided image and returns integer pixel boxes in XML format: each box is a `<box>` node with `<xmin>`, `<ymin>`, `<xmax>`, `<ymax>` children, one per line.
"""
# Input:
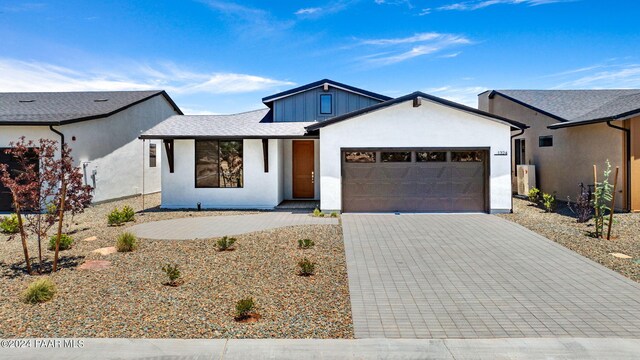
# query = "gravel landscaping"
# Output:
<box><xmin>498</xmin><ymin>197</ymin><xmax>640</xmax><ymax>283</ymax></box>
<box><xmin>0</xmin><ymin>194</ymin><xmax>353</xmax><ymax>338</ymax></box>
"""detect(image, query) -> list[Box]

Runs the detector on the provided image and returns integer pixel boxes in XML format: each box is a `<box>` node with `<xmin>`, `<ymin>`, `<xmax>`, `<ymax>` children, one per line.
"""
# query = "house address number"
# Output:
<box><xmin>494</xmin><ymin>151</ymin><xmax>508</xmax><ymax>156</ymax></box>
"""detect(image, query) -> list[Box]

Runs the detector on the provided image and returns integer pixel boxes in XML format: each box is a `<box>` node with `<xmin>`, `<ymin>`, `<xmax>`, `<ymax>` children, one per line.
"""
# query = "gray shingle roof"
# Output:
<box><xmin>140</xmin><ymin>109</ymin><xmax>316</xmax><ymax>139</ymax></box>
<box><xmin>493</xmin><ymin>90</ymin><xmax>640</xmax><ymax>123</ymax></box>
<box><xmin>0</xmin><ymin>90</ymin><xmax>181</xmax><ymax>125</ymax></box>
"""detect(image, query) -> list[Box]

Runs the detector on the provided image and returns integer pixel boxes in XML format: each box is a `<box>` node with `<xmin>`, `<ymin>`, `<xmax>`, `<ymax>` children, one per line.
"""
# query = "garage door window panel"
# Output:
<box><xmin>381</xmin><ymin>151</ymin><xmax>411</xmax><ymax>162</ymax></box>
<box><xmin>416</xmin><ymin>151</ymin><xmax>447</xmax><ymax>162</ymax></box>
<box><xmin>451</xmin><ymin>151</ymin><xmax>483</xmax><ymax>162</ymax></box>
<box><xmin>345</xmin><ymin>151</ymin><xmax>376</xmax><ymax>163</ymax></box>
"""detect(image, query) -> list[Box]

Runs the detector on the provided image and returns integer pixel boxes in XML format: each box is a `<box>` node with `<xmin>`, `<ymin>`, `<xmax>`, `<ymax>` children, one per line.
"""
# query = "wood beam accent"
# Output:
<box><xmin>163</xmin><ymin>139</ymin><xmax>175</xmax><ymax>173</ymax></box>
<box><xmin>413</xmin><ymin>97</ymin><xmax>422</xmax><ymax>107</ymax></box>
<box><xmin>262</xmin><ymin>139</ymin><xmax>269</xmax><ymax>173</ymax></box>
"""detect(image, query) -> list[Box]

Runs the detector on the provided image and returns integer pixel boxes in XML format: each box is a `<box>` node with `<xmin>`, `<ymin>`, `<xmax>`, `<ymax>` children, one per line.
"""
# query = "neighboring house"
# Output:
<box><xmin>478</xmin><ymin>90</ymin><xmax>640</xmax><ymax>211</ymax></box>
<box><xmin>141</xmin><ymin>79</ymin><xmax>525</xmax><ymax>213</ymax></box>
<box><xmin>0</xmin><ymin>91</ymin><xmax>182</xmax><ymax>211</ymax></box>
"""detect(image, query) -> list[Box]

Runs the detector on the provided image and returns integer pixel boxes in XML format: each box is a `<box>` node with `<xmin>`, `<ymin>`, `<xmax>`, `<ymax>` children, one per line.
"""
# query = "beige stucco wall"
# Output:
<box><xmin>479</xmin><ymin>92</ymin><xmax>626</xmax><ymax>209</ymax></box>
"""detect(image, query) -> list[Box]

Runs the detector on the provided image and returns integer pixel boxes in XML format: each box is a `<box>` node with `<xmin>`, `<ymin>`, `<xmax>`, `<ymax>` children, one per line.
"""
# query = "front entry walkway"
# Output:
<box><xmin>342</xmin><ymin>214</ymin><xmax>640</xmax><ymax>339</ymax></box>
<box><xmin>129</xmin><ymin>213</ymin><xmax>337</xmax><ymax>240</ymax></box>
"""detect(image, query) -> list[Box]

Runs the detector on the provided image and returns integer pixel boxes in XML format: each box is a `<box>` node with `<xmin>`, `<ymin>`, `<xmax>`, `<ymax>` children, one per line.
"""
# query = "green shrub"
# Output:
<box><xmin>48</xmin><ymin>234</ymin><xmax>74</xmax><ymax>251</ymax></box>
<box><xmin>121</xmin><ymin>205</ymin><xmax>135</xmax><ymax>222</ymax></box>
<box><xmin>312</xmin><ymin>208</ymin><xmax>324</xmax><ymax>217</ymax></box>
<box><xmin>298</xmin><ymin>238</ymin><xmax>315</xmax><ymax>249</ymax></box>
<box><xmin>542</xmin><ymin>193</ymin><xmax>556</xmax><ymax>213</ymax></box>
<box><xmin>161</xmin><ymin>263</ymin><xmax>182</xmax><ymax>285</ymax></box>
<box><xmin>216</xmin><ymin>236</ymin><xmax>236</xmax><ymax>251</ymax></box>
<box><xmin>116</xmin><ymin>232</ymin><xmax>138</xmax><ymax>252</ymax></box>
<box><xmin>0</xmin><ymin>214</ymin><xmax>19</xmax><ymax>234</ymax></box>
<box><xmin>330</xmin><ymin>212</ymin><xmax>338</xmax><ymax>218</ymax></box>
<box><xmin>528</xmin><ymin>187</ymin><xmax>541</xmax><ymax>203</ymax></box>
<box><xmin>22</xmin><ymin>278</ymin><xmax>56</xmax><ymax>304</ymax></box>
<box><xmin>108</xmin><ymin>208</ymin><xmax>125</xmax><ymax>226</ymax></box>
<box><xmin>235</xmin><ymin>297</ymin><xmax>255</xmax><ymax>319</ymax></box>
<box><xmin>108</xmin><ymin>206</ymin><xmax>135</xmax><ymax>226</ymax></box>
<box><xmin>298</xmin><ymin>258</ymin><xmax>316</xmax><ymax>276</ymax></box>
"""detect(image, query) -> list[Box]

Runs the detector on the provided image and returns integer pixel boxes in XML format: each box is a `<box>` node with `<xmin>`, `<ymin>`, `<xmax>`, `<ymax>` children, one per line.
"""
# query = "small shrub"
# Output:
<box><xmin>48</xmin><ymin>234</ymin><xmax>74</xmax><ymax>251</ymax></box>
<box><xmin>161</xmin><ymin>263</ymin><xmax>182</xmax><ymax>286</ymax></box>
<box><xmin>235</xmin><ymin>297</ymin><xmax>255</xmax><ymax>320</ymax></box>
<box><xmin>298</xmin><ymin>258</ymin><xmax>316</xmax><ymax>276</ymax></box>
<box><xmin>312</xmin><ymin>208</ymin><xmax>324</xmax><ymax>217</ymax></box>
<box><xmin>0</xmin><ymin>214</ymin><xmax>20</xmax><ymax>234</ymax></box>
<box><xmin>542</xmin><ymin>193</ymin><xmax>556</xmax><ymax>213</ymax></box>
<box><xmin>330</xmin><ymin>212</ymin><xmax>338</xmax><ymax>218</ymax></box>
<box><xmin>22</xmin><ymin>278</ymin><xmax>56</xmax><ymax>304</ymax></box>
<box><xmin>298</xmin><ymin>238</ymin><xmax>315</xmax><ymax>249</ymax></box>
<box><xmin>108</xmin><ymin>208</ymin><xmax>125</xmax><ymax>226</ymax></box>
<box><xmin>528</xmin><ymin>187</ymin><xmax>540</xmax><ymax>203</ymax></box>
<box><xmin>567</xmin><ymin>184</ymin><xmax>592</xmax><ymax>223</ymax></box>
<box><xmin>116</xmin><ymin>232</ymin><xmax>138</xmax><ymax>252</ymax></box>
<box><xmin>216</xmin><ymin>236</ymin><xmax>237</xmax><ymax>251</ymax></box>
<box><xmin>121</xmin><ymin>205</ymin><xmax>135</xmax><ymax>222</ymax></box>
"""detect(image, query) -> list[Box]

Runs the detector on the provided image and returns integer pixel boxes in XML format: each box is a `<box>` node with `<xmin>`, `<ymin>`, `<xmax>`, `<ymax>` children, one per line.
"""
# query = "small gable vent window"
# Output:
<box><xmin>320</xmin><ymin>94</ymin><xmax>332</xmax><ymax>115</ymax></box>
<box><xmin>539</xmin><ymin>136</ymin><xmax>553</xmax><ymax>147</ymax></box>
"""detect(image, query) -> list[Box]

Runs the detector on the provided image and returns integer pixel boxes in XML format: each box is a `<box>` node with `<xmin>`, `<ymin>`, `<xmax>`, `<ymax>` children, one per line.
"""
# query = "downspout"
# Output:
<box><xmin>510</xmin><ymin>128</ymin><xmax>526</xmax><ymax>213</ymax></box>
<box><xmin>606</xmin><ymin>121</ymin><xmax>631</xmax><ymax>211</ymax></box>
<box><xmin>49</xmin><ymin>125</ymin><xmax>65</xmax><ymax>150</ymax></box>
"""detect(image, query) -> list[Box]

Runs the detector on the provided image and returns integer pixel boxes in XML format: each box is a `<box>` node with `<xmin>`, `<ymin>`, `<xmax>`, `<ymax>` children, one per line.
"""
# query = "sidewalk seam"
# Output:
<box><xmin>219</xmin><ymin>339</ymin><xmax>229</xmax><ymax>360</ymax></box>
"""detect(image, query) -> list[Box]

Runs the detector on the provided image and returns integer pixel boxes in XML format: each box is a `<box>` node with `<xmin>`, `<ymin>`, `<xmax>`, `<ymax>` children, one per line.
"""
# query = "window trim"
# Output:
<box><xmin>319</xmin><ymin>93</ymin><xmax>333</xmax><ymax>115</ymax></box>
<box><xmin>539</xmin><ymin>135</ymin><xmax>553</xmax><ymax>147</ymax></box>
<box><xmin>194</xmin><ymin>139</ymin><xmax>244</xmax><ymax>189</ymax></box>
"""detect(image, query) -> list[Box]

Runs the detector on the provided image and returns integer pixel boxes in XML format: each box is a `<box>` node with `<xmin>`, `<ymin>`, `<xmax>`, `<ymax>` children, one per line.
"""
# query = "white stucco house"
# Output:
<box><xmin>0</xmin><ymin>90</ymin><xmax>182</xmax><ymax>211</ymax></box>
<box><xmin>141</xmin><ymin>80</ymin><xmax>526</xmax><ymax>213</ymax></box>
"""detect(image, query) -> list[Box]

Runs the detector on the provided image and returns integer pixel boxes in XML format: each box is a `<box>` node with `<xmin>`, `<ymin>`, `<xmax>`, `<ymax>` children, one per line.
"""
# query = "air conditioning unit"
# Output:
<box><xmin>516</xmin><ymin>165</ymin><xmax>536</xmax><ymax>196</ymax></box>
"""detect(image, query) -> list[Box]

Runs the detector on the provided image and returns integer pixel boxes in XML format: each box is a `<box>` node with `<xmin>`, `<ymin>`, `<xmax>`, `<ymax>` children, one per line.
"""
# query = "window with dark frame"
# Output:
<box><xmin>451</xmin><ymin>151</ymin><xmax>483</xmax><ymax>162</ymax></box>
<box><xmin>320</xmin><ymin>94</ymin><xmax>332</xmax><ymax>114</ymax></box>
<box><xmin>539</xmin><ymin>136</ymin><xmax>553</xmax><ymax>147</ymax></box>
<box><xmin>195</xmin><ymin>140</ymin><xmax>243</xmax><ymax>188</ymax></box>
<box><xmin>149</xmin><ymin>143</ymin><xmax>157</xmax><ymax>168</ymax></box>
<box><xmin>416</xmin><ymin>151</ymin><xmax>447</xmax><ymax>162</ymax></box>
<box><xmin>345</xmin><ymin>151</ymin><xmax>376</xmax><ymax>163</ymax></box>
<box><xmin>381</xmin><ymin>151</ymin><xmax>411</xmax><ymax>162</ymax></box>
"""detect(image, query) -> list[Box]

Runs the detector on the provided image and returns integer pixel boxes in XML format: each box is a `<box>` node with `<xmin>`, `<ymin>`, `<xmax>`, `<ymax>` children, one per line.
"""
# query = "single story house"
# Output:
<box><xmin>478</xmin><ymin>90</ymin><xmax>640</xmax><ymax>212</ymax></box>
<box><xmin>141</xmin><ymin>79</ymin><xmax>526</xmax><ymax>213</ymax></box>
<box><xmin>0</xmin><ymin>91</ymin><xmax>182</xmax><ymax>211</ymax></box>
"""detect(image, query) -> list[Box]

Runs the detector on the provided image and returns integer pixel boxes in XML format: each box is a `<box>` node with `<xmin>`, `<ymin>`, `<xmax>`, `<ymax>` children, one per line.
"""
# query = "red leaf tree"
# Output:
<box><xmin>0</xmin><ymin>137</ymin><xmax>93</xmax><ymax>274</ymax></box>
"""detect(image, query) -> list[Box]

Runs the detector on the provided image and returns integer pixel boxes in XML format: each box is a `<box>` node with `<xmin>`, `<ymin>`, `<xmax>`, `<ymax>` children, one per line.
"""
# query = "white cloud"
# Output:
<box><xmin>418</xmin><ymin>8</ymin><xmax>432</xmax><ymax>15</ymax></box>
<box><xmin>359</xmin><ymin>33</ymin><xmax>471</xmax><ymax>65</ymax></box>
<box><xmin>295</xmin><ymin>7</ymin><xmax>321</xmax><ymax>15</ymax></box>
<box><xmin>0</xmin><ymin>58</ymin><xmax>295</xmax><ymax>94</ymax></box>
<box><xmin>437</xmin><ymin>0</ymin><xmax>574</xmax><ymax>11</ymax></box>
<box><xmin>424</xmin><ymin>86</ymin><xmax>488</xmax><ymax>107</ymax></box>
<box><xmin>552</xmin><ymin>64</ymin><xmax>640</xmax><ymax>89</ymax></box>
<box><xmin>199</xmin><ymin>0</ymin><xmax>293</xmax><ymax>35</ymax></box>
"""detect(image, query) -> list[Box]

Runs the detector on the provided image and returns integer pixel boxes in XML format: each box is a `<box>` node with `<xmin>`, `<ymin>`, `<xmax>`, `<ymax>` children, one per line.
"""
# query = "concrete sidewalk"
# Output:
<box><xmin>3</xmin><ymin>338</ymin><xmax>639</xmax><ymax>359</ymax></box>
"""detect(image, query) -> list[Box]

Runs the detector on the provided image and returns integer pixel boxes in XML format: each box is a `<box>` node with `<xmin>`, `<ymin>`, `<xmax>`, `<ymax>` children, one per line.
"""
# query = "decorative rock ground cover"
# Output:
<box><xmin>0</xmin><ymin>194</ymin><xmax>353</xmax><ymax>338</ymax></box>
<box><xmin>498</xmin><ymin>198</ymin><xmax>640</xmax><ymax>283</ymax></box>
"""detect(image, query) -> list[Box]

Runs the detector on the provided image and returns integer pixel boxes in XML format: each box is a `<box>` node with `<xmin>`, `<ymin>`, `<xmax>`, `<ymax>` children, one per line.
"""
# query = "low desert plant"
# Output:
<box><xmin>0</xmin><ymin>214</ymin><xmax>19</xmax><ymax>234</ymax></box>
<box><xmin>48</xmin><ymin>234</ymin><xmax>74</xmax><ymax>251</ymax></box>
<box><xmin>298</xmin><ymin>238</ymin><xmax>315</xmax><ymax>249</ymax></box>
<box><xmin>528</xmin><ymin>187</ymin><xmax>541</xmax><ymax>203</ymax></box>
<box><xmin>330</xmin><ymin>212</ymin><xmax>338</xmax><ymax>218</ymax></box>
<box><xmin>108</xmin><ymin>208</ymin><xmax>125</xmax><ymax>226</ymax></box>
<box><xmin>235</xmin><ymin>297</ymin><xmax>255</xmax><ymax>320</ymax></box>
<box><xmin>116</xmin><ymin>232</ymin><xmax>138</xmax><ymax>252</ymax></box>
<box><xmin>312</xmin><ymin>208</ymin><xmax>325</xmax><ymax>217</ymax></box>
<box><xmin>298</xmin><ymin>258</ymin><xmax>316</xmax><ymax>276</ymax></box>
<box><xmin>216</xmin><ymin>236</ymin><xmax>236</xmax><ymax>251</ymax></box>
<box><xmin>161</xmin><ymin>263</ymin><xmax>182</xmax><ymax>286</ymax></box>
<box><xmin>121</xmin><ymin>205</ymin><xmax>135</xmax><ymax>222</ymax></box>
<box><xmin>542</xmin><ymin>193</ymin><xmax>556</xmax><ymax>213</ymax></box>
<box><xmin>22</xmin><ymin>278</ymin><xmax>56</xmax><ymax>304</ymax></box>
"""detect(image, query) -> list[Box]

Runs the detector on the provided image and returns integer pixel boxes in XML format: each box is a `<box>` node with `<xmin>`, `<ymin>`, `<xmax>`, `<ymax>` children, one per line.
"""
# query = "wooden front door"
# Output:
<box><xmin>293</xmin><ymin>140</ymin><xmax>315</xmax><ymax>198</ymax></box>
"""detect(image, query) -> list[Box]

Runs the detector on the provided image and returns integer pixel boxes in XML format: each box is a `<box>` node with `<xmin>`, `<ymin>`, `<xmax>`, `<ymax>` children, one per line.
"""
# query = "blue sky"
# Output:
<box><xmin>1</xmin><ymin>0</ymin><xmax>639</xmax><ymax>114</ymax></box>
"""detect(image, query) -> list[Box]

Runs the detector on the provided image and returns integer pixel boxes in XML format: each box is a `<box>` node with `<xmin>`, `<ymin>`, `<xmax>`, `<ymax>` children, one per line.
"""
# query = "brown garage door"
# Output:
<box><xmin>342</xmin><ymin>149</ymin><xmax>487</xmax><ymax>212</ymax></box>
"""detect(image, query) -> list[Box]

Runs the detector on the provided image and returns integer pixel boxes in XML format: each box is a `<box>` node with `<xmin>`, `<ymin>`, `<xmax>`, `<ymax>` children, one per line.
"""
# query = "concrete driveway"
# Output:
<box><xmin>342</xmin><ymin>214</ymin><xmax>640</xmax><ymax>339</ymax></box>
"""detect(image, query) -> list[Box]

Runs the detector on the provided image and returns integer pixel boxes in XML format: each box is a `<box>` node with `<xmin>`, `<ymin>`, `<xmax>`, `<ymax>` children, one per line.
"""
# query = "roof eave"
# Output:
<box><xmin>262</xmin><ymin>79</ymin><xmax>392</xmax><ymax>104</ymax></box>
<box><xmin>489</xmin><ymin>91</ymin><xmax>568</xmax><ymax>123</ymax></box>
